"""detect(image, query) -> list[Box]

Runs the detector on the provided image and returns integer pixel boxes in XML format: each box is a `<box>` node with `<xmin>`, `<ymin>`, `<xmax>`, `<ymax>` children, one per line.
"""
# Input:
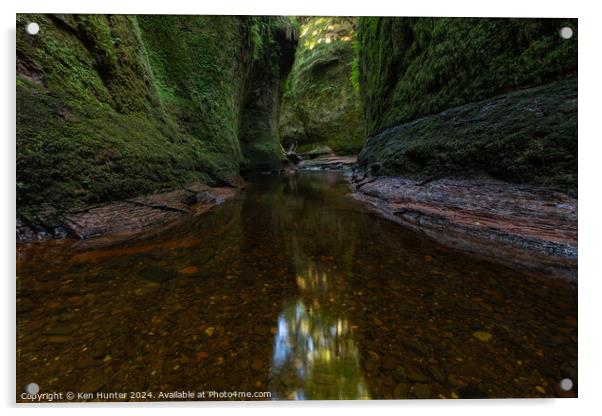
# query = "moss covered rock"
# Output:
<box><xmin>17</xmin><ymin>14</ymin><xmax>296</xmax><ymax>219</ymax></box>
<box><xmin>239</xmin><ymin>17</ymin><xmax>298</xmax><ymax>172</ymax></box>
<box><xmin>357</xmin><ymin>17</ymin><xmax>577</xmax><ymax>136</ymax></box>
<box><xmin>358</xmin><ymin>78</ymin><xmax>577</xmax><ymax>194</ymax></box>
<box><xmin>279</xmin><ymin>17</ymin><xmax>364</xmax><ymax>155</ymax></box>
<box><xmin>356</xmin><ymin>17</ymin><xmax>577</xmax><ymax>193</ymax></box>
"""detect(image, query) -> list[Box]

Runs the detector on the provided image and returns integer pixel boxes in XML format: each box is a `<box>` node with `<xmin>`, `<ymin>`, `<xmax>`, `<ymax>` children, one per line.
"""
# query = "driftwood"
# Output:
<box><xmin>280</xmin><ymin>143</ymin><xmax>303</xmax><ymax>164</ymax></box>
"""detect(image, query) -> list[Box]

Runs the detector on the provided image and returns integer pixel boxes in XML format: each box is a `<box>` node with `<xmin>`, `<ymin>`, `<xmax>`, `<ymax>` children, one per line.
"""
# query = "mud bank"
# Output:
<box><xmin>17</xmin><ymin>182</ymin><xmax>241</xmax><ymax>242</ymax></box>
<box><xmin>348</xmin><ymin>174</ymin><xmax>577</xmax><ymax>280</ymax></box>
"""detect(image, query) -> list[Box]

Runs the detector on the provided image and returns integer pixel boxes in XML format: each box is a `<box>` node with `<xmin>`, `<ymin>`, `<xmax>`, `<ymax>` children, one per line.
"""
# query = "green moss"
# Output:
<box><xmin>16</xmin><ymin>14</ymin><xmax>297</xmax><ymax>218</ymax></box>
<box><xmin>357</xmin><ymin>78</ymin><xmax>578</xmax><ymax>195</ymax></box>
<box><xmin>279</xmin><ymin>17</ymin><xmax>364</xmax><ymax>155</ymax></box>
<box><xmin>137</xmin><ymin>15</ymin><xmax>249</xmax><ymax>174</ymax></box>
<box><xmin>238</xmin><ymin>16</ymin><xmax>298</xmax><ymax>171</ymax></box>
<box><xmin>16</xmin><ymin>79</ymin><xmax>214</xmax><ymax>216</ymax></box>
<box><xmin>357</xmin><ymin>17</ymin><xmax>578</xmax><ymax>136</ymax></box>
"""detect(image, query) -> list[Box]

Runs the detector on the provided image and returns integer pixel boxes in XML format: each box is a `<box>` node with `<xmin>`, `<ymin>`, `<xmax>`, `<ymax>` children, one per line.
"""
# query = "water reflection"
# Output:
<box><xmin>16</xmin><ymin>171</ymin><xmax>578</xmax><ymax>401</ymax></box>
<box><xmin>268</xmin><ymin>175</ymin><xmax>370</xmax><ymax>399</ymax></box>
<box><xmin>271</xmin><ymin>267</ymin><xmax>369</xmax><ymax>399</ymax></box>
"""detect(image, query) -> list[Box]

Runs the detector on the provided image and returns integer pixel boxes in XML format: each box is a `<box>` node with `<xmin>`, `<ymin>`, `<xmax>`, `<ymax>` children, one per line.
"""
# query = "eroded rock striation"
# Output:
<box><xmin>17</xmin><ymin>183</ymin><xmax>240</xmax><ymax>241</ymax></box>
<box><xmin>349</xmin><ymin>174</ymin><xmax>577</xmax><ymax>279</ymax></box>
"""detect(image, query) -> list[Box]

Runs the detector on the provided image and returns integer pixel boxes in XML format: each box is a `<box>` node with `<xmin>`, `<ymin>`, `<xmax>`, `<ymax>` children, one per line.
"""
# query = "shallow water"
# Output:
<box><xmin>16</xmin><ymin>171</ymin><xmax>577</xmax><ymax>401</ymax></box>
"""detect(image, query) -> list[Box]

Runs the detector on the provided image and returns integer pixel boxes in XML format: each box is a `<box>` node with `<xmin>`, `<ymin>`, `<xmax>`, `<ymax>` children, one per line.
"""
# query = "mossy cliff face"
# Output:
<box><xmin>357</xmin><ymin>17</ymin><xmax>577</xmax><ymax>135</ymax></box>
<box><xmin>239</xmin><ymin>17</ymin><xmax>298</xmax><ymax>172</ymax></box>
<box><xmin>358</xmin><ymin>78</ymin><xmax>577</xmax><ymax>193</ymax></box>
<box><xmin>356</xmin><ymin>17</ymin><xmax>577</xmax><ymax>193</ymax></box>
<box><xmin>17</xmin><ymin>14</ymin><xmax>296</xmax><ymax>219</ymax></box>
<box><xmin>279</xmin><ymin>17</ymin><xmax>364</xmax><ymax>155</ymax></box>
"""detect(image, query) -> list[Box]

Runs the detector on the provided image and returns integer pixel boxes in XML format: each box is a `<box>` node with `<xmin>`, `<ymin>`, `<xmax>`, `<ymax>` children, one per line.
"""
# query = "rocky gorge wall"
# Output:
<box><xmin>358</xmin><ymin>78</ymin><xmax>577</xmax><ymax>192</ymax></box>
<box><xmin>278</xmin><ymin>17</ymin><xmax>364</xmax><ymax>155</ymax></box>
<box><xmin>356</xmin><ymin>17</ymin><xmax>578</xmax><ymax>194</ymax></box>
<box><xmin>17</xmin><ymin>14</ymin><xmax>297</xmax><ymax>227</ymax></box>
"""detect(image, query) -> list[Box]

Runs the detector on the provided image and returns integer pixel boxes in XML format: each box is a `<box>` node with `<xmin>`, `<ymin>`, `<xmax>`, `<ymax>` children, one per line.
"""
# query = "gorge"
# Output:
<box><xmin>16</xmin><ymin>15</ymin><xmax>578</xmax><ymax>400</ymax></box>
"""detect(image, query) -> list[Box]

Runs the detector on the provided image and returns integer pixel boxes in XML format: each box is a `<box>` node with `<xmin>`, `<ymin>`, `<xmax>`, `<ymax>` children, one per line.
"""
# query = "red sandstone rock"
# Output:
<box><xmin>350</xmin><ymin>176</ymin><xmax>577</xmax><ymax>279</ymax></box>
<box><xmin>301</xmin><ymin>155</ymin><xmax>357</xmax><ymax>170</ymax></box>
<box><xmin>17</xmin><ymin>181</ymin><xmax>242</xmax><ymax>242</ymax></box>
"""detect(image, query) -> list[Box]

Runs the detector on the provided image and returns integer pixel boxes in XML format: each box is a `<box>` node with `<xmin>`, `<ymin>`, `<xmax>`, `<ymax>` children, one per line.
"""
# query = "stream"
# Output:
<box><xmin>16</xmin><ymin>171</ymin><xmax>577</xmax><ymax>400</ymax></box>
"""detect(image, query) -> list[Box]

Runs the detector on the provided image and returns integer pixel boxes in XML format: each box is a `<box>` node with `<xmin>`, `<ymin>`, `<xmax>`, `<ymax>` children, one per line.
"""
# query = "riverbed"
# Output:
<box><xmin>16</xmin><ymin>171</ymin><xmax>577</xmax><ymax>400</ymax></box>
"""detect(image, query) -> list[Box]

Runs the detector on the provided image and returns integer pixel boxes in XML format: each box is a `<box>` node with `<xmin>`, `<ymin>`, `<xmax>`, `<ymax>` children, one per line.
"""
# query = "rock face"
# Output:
<box><xmin>350</xmin><ymin>17</ymin><xmax>578</xmax><ymax>273</ymax></box>
<box><xmin>17</xmin><ymin>15</ymin><xmax>297</xmax><ymax>222</ymax></box>
<box><xmin>357</xmin><ymin>17</ymin><xmax>577</xmax><ymax>136</ymax></box>
<box><xmin>301</xmin><ymin>155</ymin><xmax>357</xmax><ymax>171</ymax></box>
<box><xmin>299</xmin><ymin>149</ymin><xmax>357</xmax><ymax>172</ymax></box>
<box><xmin>356</xmin><ymin>17</ymin><xmax>577</xmax><ymax>194</ymax></box>
<box><xmin>279</xmin><ymin>17</ymin><xmax>364</xmax><ymax>155</ymax></box>
<box><xmin>239</xmin><ymin>18</ymin><xmax>298</xmax><ymax>173</ymax></box>
<box><xmin>349</xmin><ymin>175</ymin><xmax>577</xmax><ymax>279</ymax></box>
<box><xmin>358</xmin><ymin>78</ymin><xmax>577</xmax><ymax>194</ymax></box>
<box><xmin>17</xmin><ymin>183</ymin><xmax>240</xmax><ymax>242</ymax></box>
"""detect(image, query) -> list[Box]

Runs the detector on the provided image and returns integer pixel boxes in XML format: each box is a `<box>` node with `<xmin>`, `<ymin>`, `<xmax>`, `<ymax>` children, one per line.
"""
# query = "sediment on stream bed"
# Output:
<box><xmin>15</xmin><ymin>171</ymin><xmax>578</xmax><ymax>399</ymax></box>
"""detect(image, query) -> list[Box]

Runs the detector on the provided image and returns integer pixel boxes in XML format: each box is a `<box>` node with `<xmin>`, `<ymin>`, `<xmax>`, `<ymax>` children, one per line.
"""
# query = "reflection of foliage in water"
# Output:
<box><xmin>266</xmin><ymin>175</ymin><xmax>370</xmax><ymax>400</ymax></box>
<box><xmin>270</xmin><ymin>267</ymin><xmax>369</xmax><ymax>399</ymax></box>
<box><xmin>271</xmin><ymin>299</ymin><xmax>369</xmax><ymax>399</ymax></box>
<box><xmin>264</xmin><ymin>175</ymin><xmax>369</xmax><ymax>399</ymax></box>
<box><xmin>16</xmin><ymin>172</ymin><xmax>578</xmax><ymax>400</ymax></box>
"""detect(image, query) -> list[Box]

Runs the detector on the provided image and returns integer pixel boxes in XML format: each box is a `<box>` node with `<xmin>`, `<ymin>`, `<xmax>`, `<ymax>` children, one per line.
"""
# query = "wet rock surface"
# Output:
<box><xmin>16</xmin><ymin>172</ymin><xmax>577</xmax><ymax>401</ymax></box>
<box><xmin>17</xmin><ymin>182</ymin><xmax>240</xmax><ymax>242</ymax></box>
<box><xmin>349</xmin><ymin>174</ymin><xmax>577</xmax><ymax>279</ymax></box>
<box><xmin>299</xmin><ymin>153</ymin><xmax>357</xmax><ymax>172</ymax></box>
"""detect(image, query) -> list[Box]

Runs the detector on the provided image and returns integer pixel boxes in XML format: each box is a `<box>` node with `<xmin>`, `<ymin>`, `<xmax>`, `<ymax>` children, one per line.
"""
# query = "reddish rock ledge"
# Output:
<box><xmin>348</xmin><ymin>175</ymin><xmax>577</xmax><ymax>280</ymax></box>
<box><xmin>17</xmin><ymin>182</ymin><xmax>242</xmax><ymax>242</ymax></box>
<box><xmin>300</xmin><ymin>155</ymin><xmax>357</xmax><ymax>171</ymax></box>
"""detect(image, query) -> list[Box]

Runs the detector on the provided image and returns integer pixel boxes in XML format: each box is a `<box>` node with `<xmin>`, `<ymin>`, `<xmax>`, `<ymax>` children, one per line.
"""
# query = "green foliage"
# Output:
<box><xmin>357</xmin><ymin>17</ymin><xmax>578</xmax><ymax>136</ymax></box>
<box><xmin>249</xmin><ymin>17</ymin><xmax>271</xmax><ymax>62</ymax></box>
<box><xmin>279</xmin><ymin>17</ymin><xmax>364</xmax><ymax>155</ymax></box>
